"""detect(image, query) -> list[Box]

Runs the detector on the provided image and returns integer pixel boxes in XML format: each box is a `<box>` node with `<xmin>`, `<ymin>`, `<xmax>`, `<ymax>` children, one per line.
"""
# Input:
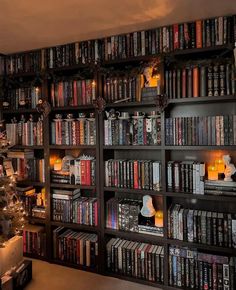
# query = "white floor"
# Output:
<box><xmin>25</xmin><ymin>259</ymin><xmax>161</xmax><ymax>290</ymax></box>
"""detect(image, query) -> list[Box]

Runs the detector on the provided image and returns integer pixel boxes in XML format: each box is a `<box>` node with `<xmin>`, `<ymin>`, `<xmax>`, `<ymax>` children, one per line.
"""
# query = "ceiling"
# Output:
<box><xmin>1</xmin><ymin>0</ymin><xmax>236</xmax><ymax>54</ymax></box>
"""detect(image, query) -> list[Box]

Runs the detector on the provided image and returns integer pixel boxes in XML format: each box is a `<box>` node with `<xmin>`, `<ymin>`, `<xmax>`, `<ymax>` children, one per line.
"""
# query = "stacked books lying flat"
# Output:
<box><xmin>169</xmin><ymin>246</ymin><xmax>236</xmax><ymax>289</ymax></box>
<box><xmin>105</xmin><ymin>159</ymin><xmax>161</xmax><ymax>191</ymax></box>
<box><xmin>104</xmin><ymin>115</ymin><xmax>161</xmax><ymax>146</ymax></box>
<box><xmin>53</xmin><ymin>227</ymin><xmax>98</xmax><ymax>268</ymax></box>
<box><xmin>106</xmin><ymin>238</ymin><xmax>164</xmax><ymax>283</ymax></box>
<box><xmin>165</xmin><ymin>115</ymin><xmax>236</xmax><ymax>146</ymax></box>
<box><xmin>23</xmin><ymin>224</ymin><xmax>46</xmax><ymax>257</ymax></box>
<box><xmin>165</xmin><ymin>62</ymin><xmax>235</xmax><ymax>99</ymax></box>
<box><xmin>51</xmin><ymin>155</ymin><xmax>96</xmax><ymax>186</ymax></box>
<box><xmin>52</xmin><ymin>189</ymin><xmax>98</xmax><ymax>226</ymax></box>
<box><xmin>16</xmin><ymin>185</ymin><xmax>46</xmax><ymax>219</ymax></box>
<box><xmin>167</xmin><ymin>161</ymin><xmax>205</xmax><ymax>194</ymax></box>
<box><xmin>6</xmin><ymin>116</ymin><xmax>43</xmax><ymax>146</ymax></box>
<box><xmin>204</xmin><ymin>180</ymin><xmax>236</xmax><ymax>196</ymax></box>
<box><xmin>168</xmin><ymin>204</ymin><xmax>236</xmax><ymax>248</ymax></box>
<box><xmin>3</xmin><ymin>85</ymin><xmax>42</xmax><ymax>110</ymax></box>
<box><xmin>51</xmin><ymin>114</ymin><xmax>96</xmax><ymax>146</ymax></box>
<box><xmin>50</xmin><ymin>79</ymin><xmax>96</xmax><ymax>107</ymax></box>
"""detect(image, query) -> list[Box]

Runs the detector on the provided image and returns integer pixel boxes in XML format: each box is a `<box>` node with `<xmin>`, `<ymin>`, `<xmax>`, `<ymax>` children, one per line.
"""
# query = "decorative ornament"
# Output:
<box><xmin>140</xmin><ymin>195</ymin><xmax>156</xmax><ymax>217</ymax></box>
<box><xmin>223</xmin><ymin>155</ymin><xmax>236</xmax><ymax>182</ymax></box>
<box><xmin>156</xmin><ymin>94</ymin><xmax>168</xmax><ymax>112</ymax></box>
<box><xmin>36</xmin><ymin>99</ymin><xmax>51</xmax><ymax>117</ymax></box>
<box><xmin>93</xmin><ymin>96</ymin><xmax>106</xmax><ymax>114</ymax></box>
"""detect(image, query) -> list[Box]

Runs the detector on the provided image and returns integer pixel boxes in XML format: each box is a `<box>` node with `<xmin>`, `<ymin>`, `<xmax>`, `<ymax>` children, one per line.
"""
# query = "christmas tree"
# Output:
<box><xmin>0</xmin><ymin>124</ymin><xmax>26</xmax><ymax>246</ymax></box>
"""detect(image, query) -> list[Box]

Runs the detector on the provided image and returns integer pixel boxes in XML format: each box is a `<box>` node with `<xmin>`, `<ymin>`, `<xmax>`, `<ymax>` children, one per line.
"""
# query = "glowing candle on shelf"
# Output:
<box><xmin>155</xmin><ymin>210</ymin><xmax>164</xmax><ymax>227</ymax></box>
<box><xmin>54</xmin><ymin>158</ymin><xmax>62</xmax><ymax>171</ymax></box>
<box><xmin>208</xmin><ymin>165</ymin><xmax>218</xmax><ymax>181</ymax></box>
<box><xmin>215</xmin><ymin>159</ymin><xmax>225</xmax><ymax>174</ymax></box>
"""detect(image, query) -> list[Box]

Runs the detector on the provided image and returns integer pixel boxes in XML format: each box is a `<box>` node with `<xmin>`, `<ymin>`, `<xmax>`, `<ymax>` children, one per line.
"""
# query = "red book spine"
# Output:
<box><xmin>133</xmin><ymin>160</ymin><xmax>139</xmax><ymax>189</ymax></box>
<box><xmin>173</xmin><ymin>24</ymin><xmax>179</xmax><ymax>50</ymax></box>
<box><xmin>85</xmin><ymin>160</ymin><xmax>91</xmax><ymax>185</ymax></box>
<box><xmin>94</xmin><ymin>201</ymin><xmax>98</xmax><ymax>226</ymax></box>
<box><xmin>193</xmin><ymin>66</ymin><xmax>199</xmax><ymax>97</ymax></box>
<box><xmin>82</xmin><ymin>80</ymin><xmax>86</xmax><ymax>105</ymax></box>
<box><xmin>80</xmin><ymin>160</ymin><xmax>86</xmax><ymax>185</ymax></box>
<box><xmin>58</xmin><ymin>82</ymin><xmax>63</xmax><ymax>107</ymax></box>
<box><xmin>196</xmin><ymin>20</ymin><xmax>202</xmax><ymax>48</ymax></box>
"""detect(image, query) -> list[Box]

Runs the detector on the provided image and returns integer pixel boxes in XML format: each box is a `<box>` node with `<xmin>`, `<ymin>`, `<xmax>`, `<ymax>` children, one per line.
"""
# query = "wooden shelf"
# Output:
<box><xmin>104</xmin><ymin>187</ymin><xmax>163</xmax><ymax>196</ymax></box>
<box><xmin>50</xmin><ymin>183</ymin><xmax>96</xmax><ymax>190</ymax></box>
<box><xmin>104</xmin><ymin>271</ymin><xmax>164</xmax><ymax>289</ymax></box>
<box><xmin>105</xmin><ymin>100</ymin><xmax>156</xmax><ymax>108</ymax></box>
<box><xmin>12</xmin><ymin>145</ymin><xmax>44</xmax><ymax>149</ymax></box>
<box><xmin>2</xmin><ymin>108</ymin><xmax>39</xmax><ymax>114</ymax></box>
<box><xmin>23</xmin><ymin>252</ymin><xmax>48</xmax><ymax>261</ymax></box>
<box><xmin>104</xmin><ymin>228</ymin><xmax>165</xmax><ymax>244</ymax></box>
<box><xmin>51</xmin><ymin>221</ymin><xmax>99</xmax><ymax>232</ymax></box>
<box><xmin>167</xmin><ymin>239</ymin><xmax>236</xmax><ymax>255</ymax></box>
<box><xmin>51</xmin><ymin>105</ymin><xmax>94</xmax><ymax>111</ymax></box>
<box><xmin>6</xmin><ymin>71</ymin><xmax>39</xmax><ymax>78</ymax></box>
<box><xmin>17</xmin><ymin>180</ymin><xmax>45</xmax><ymax>187</ymax></box>
<box><xmin>165</xmin><ymin>191</ymin><xmax>236</xmax><ymax>202</ymax></box>
<box><xmin>49</xmin><ymin>145</ymin><xmax>96</xmax><ymax>149</ymax></box>
<box><xmin>164</xmin><ymin>145</ymin><xmax>236</xmax><ymax>150</ymax></box>
<box><xmin>29</xmin><ymin>217</ymin><xmax>46</xmax><ymax>224</ymax></box>
<box><xmin>168</xmin><ymin>95</ymin><xmax>236</xmax><ymax>105</ymax></box>
<box><xmin>47</xmin><ymin>63</ymin><xmax>94</xmax><ymax>73</ymax></box>
<box><xmin>103</xmin><ymin>145</ymin><xmax>161</xmax><ymax>150</ymax></box>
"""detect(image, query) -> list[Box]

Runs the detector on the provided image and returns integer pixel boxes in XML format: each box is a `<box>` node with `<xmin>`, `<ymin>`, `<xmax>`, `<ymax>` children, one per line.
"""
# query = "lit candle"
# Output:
<box><xmin>215</xmin><ymin>159</ymin><xmax>225</xmax><ymax>174</ymax></box>
<box><xmin>54</xmin><ymin>158</ymin><xmax>62</xmax><ymax>171</ymax></box>
<box><xmin>208</xmin><ymin>165</ymin><xmax>218</xmax><ymax>181</ymax></box>
<box><xmin>155</xmin><ymin>210</ymin><xmax>164</xmax><ymax>227</ymax></box>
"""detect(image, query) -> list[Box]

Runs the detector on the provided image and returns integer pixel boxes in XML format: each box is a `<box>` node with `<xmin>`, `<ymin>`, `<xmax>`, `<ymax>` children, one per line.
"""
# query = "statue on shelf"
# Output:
<box><xmin>139</xmin><ymin>195</ymin><xmax>156</xmax><ymax>226</ymax></box>
<box><xmin>223</xmin><ymin>155</ymin><xmax>236</xmax><ymax>182</ymax></box>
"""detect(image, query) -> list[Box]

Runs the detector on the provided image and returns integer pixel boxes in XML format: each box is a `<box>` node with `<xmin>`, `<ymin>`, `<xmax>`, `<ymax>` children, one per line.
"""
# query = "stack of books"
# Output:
<box><xmin>204</xmin><ymin>180</ymin><xmax>236</xmax><ymax>196</ymax></box>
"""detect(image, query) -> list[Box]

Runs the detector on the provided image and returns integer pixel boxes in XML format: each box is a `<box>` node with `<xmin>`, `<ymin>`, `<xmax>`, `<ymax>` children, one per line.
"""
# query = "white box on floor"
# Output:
<box><xmin>0</xmin><ymin>236</ymin><xmax>23</xmax><ymax>276</ymax></box>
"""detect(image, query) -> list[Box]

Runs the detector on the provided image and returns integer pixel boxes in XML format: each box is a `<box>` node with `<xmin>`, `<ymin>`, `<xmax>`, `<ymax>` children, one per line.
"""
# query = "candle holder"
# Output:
<box><xmin>208</xmin><ymin>165</ymin><xmax>218</xmax><ymax>181</ymax></box>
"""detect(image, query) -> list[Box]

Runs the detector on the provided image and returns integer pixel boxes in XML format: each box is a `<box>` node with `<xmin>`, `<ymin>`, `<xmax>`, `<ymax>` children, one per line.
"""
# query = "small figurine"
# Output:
<box><xmin>139</xmin><ymin>195</ymin><xmax>156</xmax><ymax>226</ymax></box>
<box><xmin>223</xmin><ymin>155</ymin><xmax>236</xmax><ymax>182</ymax></box>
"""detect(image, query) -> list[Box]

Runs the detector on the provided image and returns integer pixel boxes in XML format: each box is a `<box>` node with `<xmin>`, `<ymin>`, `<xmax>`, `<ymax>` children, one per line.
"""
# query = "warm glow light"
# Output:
<box><xmin>215</xmin><ymin>159</ymin><xmax>225</xmax><ymax>174</ymax></box>
<box><xmin>92</xmin><ymin>80</ymin><xmax>96</xmax><ymax>87</ymax></box>
<box><xmin>54</xmin><ymin>158</ymin><xmax>62</xmax><ymax>171</ymax></box>
<box><xmin>208</xmin><ymin>165</ymin><xmax>218</xmax><ymax>181</ymax></box>
<box><xmin>155</xmin><ymin>210</ymin><xmax>163</xmax><ymax>227</ymax></box>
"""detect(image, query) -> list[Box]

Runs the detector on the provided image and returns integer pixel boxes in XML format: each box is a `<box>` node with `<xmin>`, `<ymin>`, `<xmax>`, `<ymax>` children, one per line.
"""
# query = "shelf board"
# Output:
<box><xmin>49</xmin><ymin>145</ymin><xmax>96</xmax><ymax>149</ymax></box>
<box><xmin>104</xmin><ymin>187</ymin><xmax>163</xmax><ymax>196</ymax></box>
<box><xmin>17</xmin><ymin>180</ymin><xmax>45</xmax><ymax>187</ymax></box>
<box><xmin>165</xmin><ymin>191</ymin><xmax>236</xmax><ymax>202</ymax></box>
<box><xmin>6</xmin><ymin>71</ymin><xmax>39</xmax><ymax>78</ymax></box>
<box><xmin>105</xmin><ymin>271</ymin><xmax>164</xmax><ymax>289</ymax></box>
<box><xmin>168</xmin><ymin>95</ymin><xmax>236</xmax><ymax>105</ymax></box>
<box><xmin>105</xmin><ymin>100</ymin><xmax>157</xmax><ymax>108</ymax></box>
<box><xmin>164</xmin><ymin>145</ymin><xmax>236</xmax><ymax>150</ymax></box>
<box><xmin>47</xmin><ymin>63</ymin><xmax>94</xmax><ymax>73</ymax></box>
<box><xmin>104</xmin><ymin>228</ymin><xmax>165</xmax><ymax>244</ymax></box>
<box><xmin>103</xmin><ymin>145</ymin><xmax>161</xmax><ymax>150</ymax></box>
<box><xmin>28</xmin><ymin>217</ymin><xmax>46</xmax><ymax>224</ymax></box>
<box><xmin>51</xmin><ymin>105</ymin><xmax>94</xmax><ymax>111</ymax></box>
<box><xmin>50</xmin><ymin>183</ymin><xmax>96</xmax><ymax>190</ymax></box>
<box><xmin>2</xmin><ymin>108</ymin><xmax>39</xmax><ymax>114</ymax></box>
<box><xmin>167</xmin><ymin>239</ymin><xmax>236</xmax><ymax>255</ymax></box>
<box><xmin>52</xmin><ymin>259</ymin><xmax>98</xmax><ymax>273</ymax></box>
<box><xmin>51</xmin><ymin>221</ymin><xmax>99</xmax><ymax>232</ymax></box>
<box><xmin>12</xmin><ymin>145</ymin><xmax>44</xmax><ymax>149</ymax></box>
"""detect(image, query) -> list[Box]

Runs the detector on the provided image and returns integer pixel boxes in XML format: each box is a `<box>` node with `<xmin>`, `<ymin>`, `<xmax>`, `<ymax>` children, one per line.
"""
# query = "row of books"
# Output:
<box><xmin>169</xmin><ymin>246</ymin><xmax>235</xmax><ymax>289</ymax></box>
<box><xmin>165</xmin><ymin>62</ymin><xmax>235</xmax><ymax>99</ymax></box>
<box><xmin>168</xmin><ymin>204</ymin><xmax>236</xmax><ymax>248</ymax></box>
<box><xmin>51</xmin><ymin>79</ymin><xmax>96</xmax><ymax>107</ymax></box>
<box><xmin>23</xmin><ymin>224</ymin><xmax>46</xmax><ymax>257</ymax></box>
<box><xmin>104</xmin><ymin>117</ymin><xmax>161</xmax><ymax>146</ymax></box>
<box><xmin>165</xmin><ymin>115</ymin><xmax>236</xmax><ymax>146</ymax></box>
<box><xmin>53</xmin><ymin>227</ymin><xmax>98</xmax><ymax>267</ymax></box>
<box><xmin>106</xmin><ymin>198</ymin><xmax>141</xmax><ymax>232</ymax></box>
<box><xmin>3</xmin><ymin>86</ymin><xmax>42</xmax><ymax>110</ymax></box>
<box><xmin>6</xmin><ymin>116</ymin><xmax>43</xmax><ymax>146</ymax></box>
<box><xmin>104</xmin><ymin>159</ymin><xmax>161</xmax><ymax>191</ymax></box>
<box><xmin>51</xmin><ymin>156</ymin><xmax>96</xmax><ymax>186</ymax></box>
<box><xmin>104</xmin><ymin>75</ymin><xmax>142</xmax><ymax>103</ymax></box>
<box><xmin>12</xmin><ymin>158</ymin><xmax>45</xmax><ymax>182</ymax></box>
<box><xmin>204</xmin><ymin>179</ymin><xmax>236</xmax><ymax>196</ymax></box>
<box><xmin>167</xmin><ymin>161</ymin><xmax>205</xmax><ymax>194</ymax></box>
<box><xmin>2</xmin><ymin>15</ymin><xmax>236</xmax><ymax>74</ymax></box>
<box><xmin>51</xmin><ymin>116</ymin><xmax>96</xmax><ymax>146</ymax></box>
<box><xmin>106</xmin><ymin>238</ymin><xmax>164</xmax><ymax>283</ymax></box>
<box><xmin>52</xmin><ymin>189</ymin><xmax>98</xmax><ymax>226</ymax></box>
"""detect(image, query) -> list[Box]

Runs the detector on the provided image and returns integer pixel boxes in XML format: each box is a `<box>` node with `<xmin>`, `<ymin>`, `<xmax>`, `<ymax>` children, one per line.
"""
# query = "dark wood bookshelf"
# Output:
<box><xmin>103</xmin><ymin>145</ymin><xmax>161</xmax><ymax>150</ymax></box>
<box><xmin>23</xmin><ymin>252</ymin><xmax>48</xmax><ymax>261</ymax></box>
<box><xmin>167</xmin><ymin>94</ymin><xmax>236</xmax><ymax>105</ymax></box>
<box><xmin>50</xmin><ymin>183</ymin><xmax>96</xmax><ymax>190</ymax></box>
<box><xmin>29</xmin><ymin>217</ymin><xmax>46</xmax><ymax>224</ymax></box>
<box><xmin>164</xmin><ymin>145</ymin><xmax>236</xmax><ymax>150</ymax></box>
<box><xmin>51</xmin><ymin>221</ymin><xmax>99</xmax><ymax>232</ymax></box>
<box><xmin>52</xmin><ymin>259</ymin><xmax>98</xmax><ymax>273</ymax></box>
<box><xmin>51</xmin><ymin>105</ymin><xmax>95</xmax><ymax>111</ymax></box>
<box><xmin>104</xmin><ymin>187</ymin><xmax>163</xmax><ymax>196</ymax></box>
<box><xmin>105</xmin><ymin>100</ymin><xmax>156</xmax><ymax>108</ymax></box>
<box><xmin>104</xmin><ymin>228</ymin><xmax>165</xmax><ymax>244</ymax></box>
<box><xmin>49</xmin><ymin>145</ymin><xmax>96</xmax><ymax>150</ymax></box>
<box><xmin>12</xmin><ymin>145</ymin><xmax>44</xmax><ymax>150</ymax></box>
<box><xmin>17</xmin><ymin>180</ymin><xmax>45</xmax><ymax>187</ymax></box>
<box><xmin>2</xmin><ymin>108</ymin><xmax>39</xmax><ymax>114</ymax></box>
